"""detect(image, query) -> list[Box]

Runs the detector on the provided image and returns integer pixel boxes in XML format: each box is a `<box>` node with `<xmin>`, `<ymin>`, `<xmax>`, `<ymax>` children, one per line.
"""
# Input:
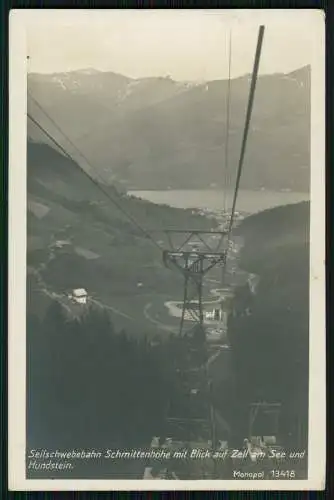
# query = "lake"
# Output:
<box><xmin>128</xmin><ymin>189</ymin><xmax>310</xmax><ymax>214</ymax></box>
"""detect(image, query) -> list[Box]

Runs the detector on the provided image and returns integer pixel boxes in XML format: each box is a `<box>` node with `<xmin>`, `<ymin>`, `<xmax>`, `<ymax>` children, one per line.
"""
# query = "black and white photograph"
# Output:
<box><xmin>8</xmin><ymin>9</ymin><xmax>325</xmax><ymax>490</ymax></box>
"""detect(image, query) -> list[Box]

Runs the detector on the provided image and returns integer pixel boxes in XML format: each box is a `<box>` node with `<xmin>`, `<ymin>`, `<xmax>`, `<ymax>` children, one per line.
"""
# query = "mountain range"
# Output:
<box><xmin>28</xmin><ymin>66</ymin><xmax>310</xmax><ymax>191</ymax></box>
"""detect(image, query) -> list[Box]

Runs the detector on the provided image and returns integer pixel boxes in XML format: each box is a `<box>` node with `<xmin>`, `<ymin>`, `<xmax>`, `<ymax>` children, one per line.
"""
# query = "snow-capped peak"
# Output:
<box><xmin>73</xmin><ymin>68</ymin><xmax>101</xmax><ymax>75</ymax></box>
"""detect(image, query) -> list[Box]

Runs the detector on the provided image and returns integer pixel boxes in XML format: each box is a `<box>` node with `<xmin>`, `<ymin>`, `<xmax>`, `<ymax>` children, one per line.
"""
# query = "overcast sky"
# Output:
<box><xmin>25</xmin><ymin>9</ymin><xmax>319</xmax><ymax>81</ymax></box>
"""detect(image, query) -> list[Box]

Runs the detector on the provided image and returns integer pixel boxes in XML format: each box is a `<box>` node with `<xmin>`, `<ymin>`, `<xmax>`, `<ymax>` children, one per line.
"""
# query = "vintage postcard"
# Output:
<box><xmin>8</xmin><ymin>9</ymin><xmax>325</xmax><ymax>491</ymax></box>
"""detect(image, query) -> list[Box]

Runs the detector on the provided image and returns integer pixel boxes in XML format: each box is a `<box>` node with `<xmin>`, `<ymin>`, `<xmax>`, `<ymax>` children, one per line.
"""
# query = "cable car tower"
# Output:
<box><xmin>161</xmin><ymin>230</ymin><xmax>228</xmax><ymax>339</ymax></box>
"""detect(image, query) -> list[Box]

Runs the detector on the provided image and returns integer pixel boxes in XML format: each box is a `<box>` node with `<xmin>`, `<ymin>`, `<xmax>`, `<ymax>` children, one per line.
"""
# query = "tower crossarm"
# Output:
<box><xmin>148</xmin><ymin>229</ymin><xmax>228</xmax><ymax>252</ymax></box>
<box><xmin>163</xmin><ymin>250</ymin><xmax>227</xmax><ymax>276</ymax></box>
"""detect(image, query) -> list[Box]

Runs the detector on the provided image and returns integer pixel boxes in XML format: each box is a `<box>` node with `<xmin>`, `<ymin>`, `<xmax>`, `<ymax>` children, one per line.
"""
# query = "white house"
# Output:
<box><xmin>70</xmin><ymin>288</ymin><xmax>88</xmax><ymax>305</ymax></box>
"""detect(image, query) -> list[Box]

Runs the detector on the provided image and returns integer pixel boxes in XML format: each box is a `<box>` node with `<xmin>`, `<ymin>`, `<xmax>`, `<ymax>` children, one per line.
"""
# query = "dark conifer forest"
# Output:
<box><xmin>27</xmin><ymin>304</ymin><xmax>171</xmax><ymax>451</ymax></box>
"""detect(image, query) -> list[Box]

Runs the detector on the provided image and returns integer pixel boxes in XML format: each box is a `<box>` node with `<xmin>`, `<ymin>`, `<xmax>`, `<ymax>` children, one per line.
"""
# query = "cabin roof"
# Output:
<box><xmin>72</xmin><ymin>288</ymin><xmax>87</xmax><ymax>296</ymax></box>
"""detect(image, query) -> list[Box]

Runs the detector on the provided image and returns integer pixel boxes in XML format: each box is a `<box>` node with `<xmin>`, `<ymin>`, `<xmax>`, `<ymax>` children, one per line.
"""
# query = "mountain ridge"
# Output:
<box><xmin>28</xmin><ymin>65</ymin><xmax>310</xmax><ymax>191</ymax></box>
<box><xmin>29</xmin><ymin>64</ymin><xmax>310</xmax><ymax>82</ymax></box>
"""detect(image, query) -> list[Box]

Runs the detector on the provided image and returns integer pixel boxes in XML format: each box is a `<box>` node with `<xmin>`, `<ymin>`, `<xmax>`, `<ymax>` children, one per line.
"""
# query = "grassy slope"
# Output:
<box><xmin>27</xmin><ymin>141</ymin><xmax>214</xmax><ymax>330</ymax></box>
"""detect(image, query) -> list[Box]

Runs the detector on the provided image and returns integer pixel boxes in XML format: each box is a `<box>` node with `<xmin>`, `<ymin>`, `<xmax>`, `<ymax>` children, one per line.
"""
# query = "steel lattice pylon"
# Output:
<box><xmin>150</xmin><ymin>229</ymin><xmax>228</xmax><ymax>340</ymax></box>
<box><xmin>155</xmin><ymin>229</ymin><xmax>228</xmax><ymax>461</ymax></box>
<box><xmin>248</xmin><ymin>402</ymin><xmax>281</xmax><ymax>439</ymax></box>
<box><xmin>163</xmin><ymin>249</ymin><xmax>226</xmax><ymax>338</ymax></box>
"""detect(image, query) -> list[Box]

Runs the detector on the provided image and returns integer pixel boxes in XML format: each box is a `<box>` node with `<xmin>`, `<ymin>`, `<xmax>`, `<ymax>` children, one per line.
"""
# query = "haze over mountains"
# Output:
<box><xmin>28</xmin><ymin>65</ymin><xmax>310</xmax><ymax>192</ymax></box>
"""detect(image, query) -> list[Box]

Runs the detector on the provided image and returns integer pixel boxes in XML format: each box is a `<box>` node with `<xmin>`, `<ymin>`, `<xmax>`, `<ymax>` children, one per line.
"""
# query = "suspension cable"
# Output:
<box><xmin>29</xmin><ymin>90</ymin><xmax>105</xmax><ymax>180</ymax></box>
<box><xmin>223</xmin><ymin>30</ymin><xmax>232</xmax><ymax>215</ymax></box>
<box><xmin>27</xmin><ymin>111</ymin><xmax>163</xmax><ymax>252</ymax></box>
<box><xmin>222</xmin><ymin>25</ymin><xmax>265</xmax><ymax>284</ymax></box>
<box><xmin>227</xmin><ymin>26</ymin><xmax>264</xmax><ymax>238</ymax></box>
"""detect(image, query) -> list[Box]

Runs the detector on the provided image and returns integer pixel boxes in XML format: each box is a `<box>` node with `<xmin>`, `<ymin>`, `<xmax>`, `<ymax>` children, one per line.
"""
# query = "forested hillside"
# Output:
<box><xmin>27</xmin><ymin>303</ymin><xmax>174</xmax><ymax>477</ymax></box>
<box><xmin>27</xmin><ymin>140</ymin><xmax>213</xmax><ymax>324</ymax></box>
<box><xmin>226</xmin><ymin>202</ymin><xmax>310</xmax><ymax>449</ymax></box>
